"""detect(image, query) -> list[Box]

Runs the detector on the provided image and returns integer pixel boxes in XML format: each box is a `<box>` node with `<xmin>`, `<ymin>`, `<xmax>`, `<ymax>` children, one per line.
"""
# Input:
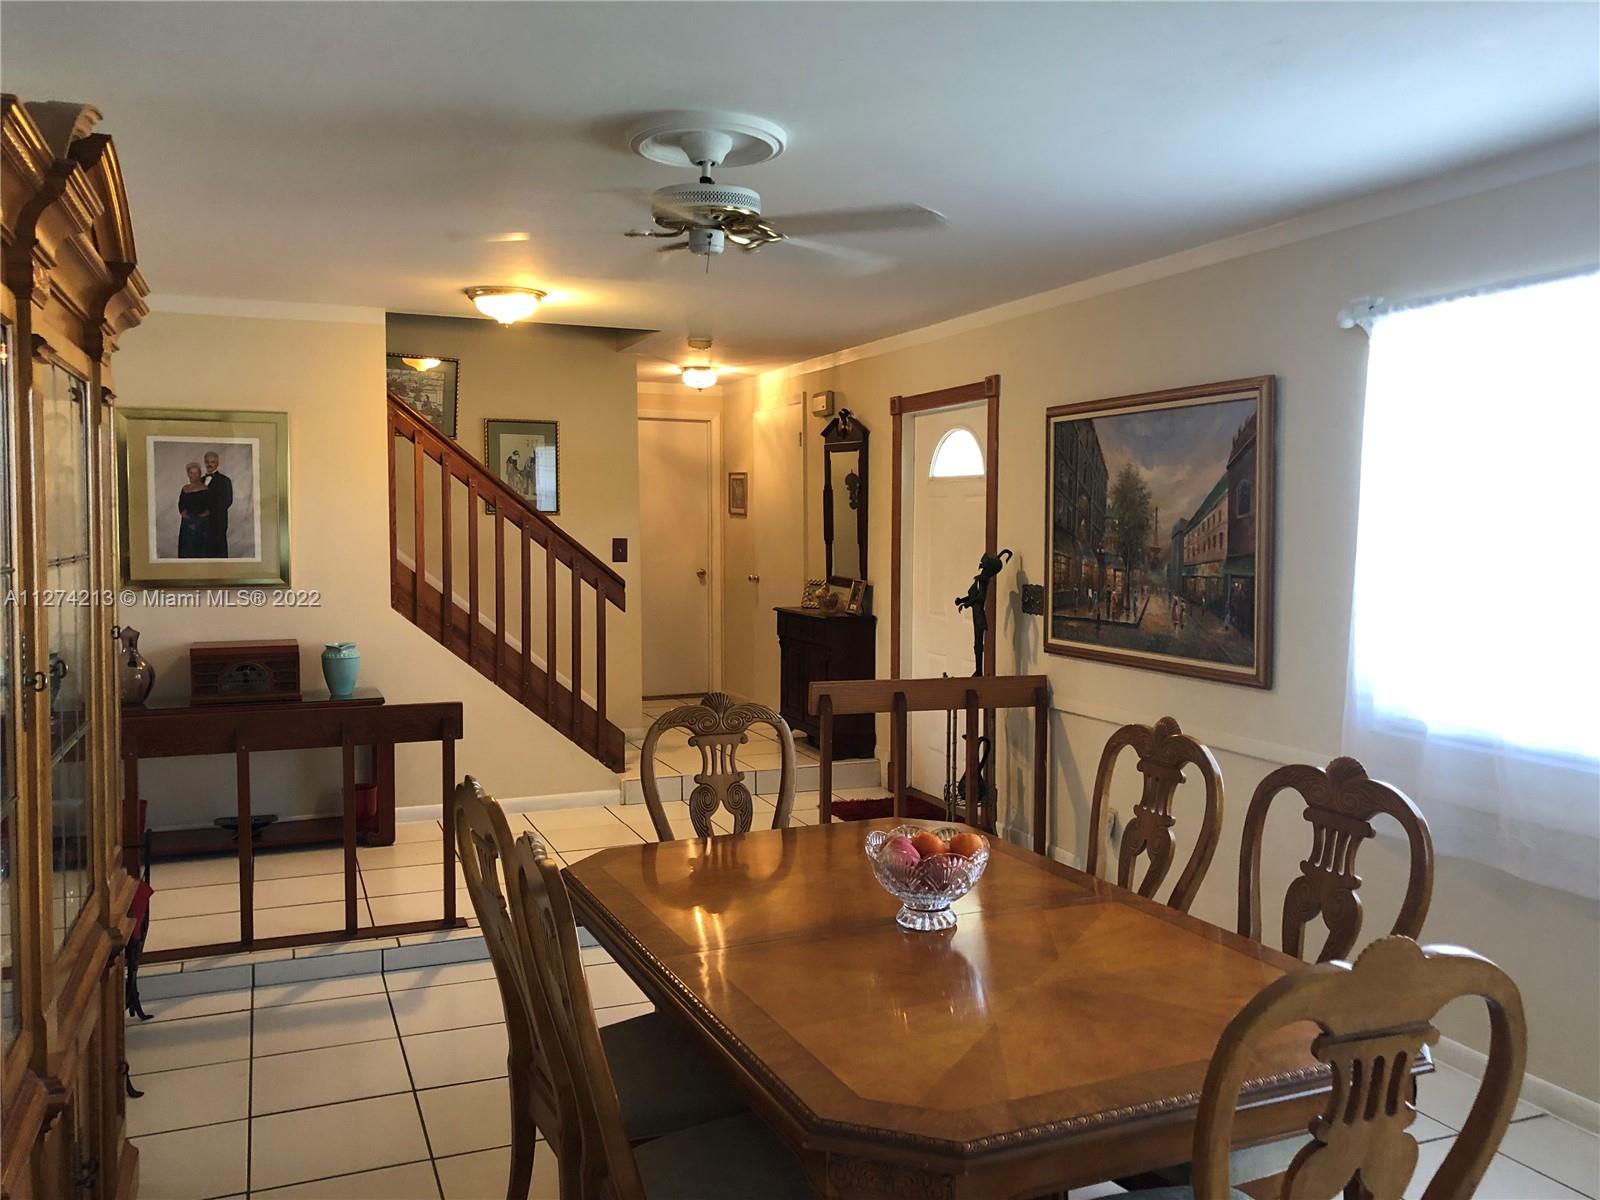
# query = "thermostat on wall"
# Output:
<box><xmin>809</xmin><ymin>390</ymin><xmax>836</xmax><ymax>417</ymax></box>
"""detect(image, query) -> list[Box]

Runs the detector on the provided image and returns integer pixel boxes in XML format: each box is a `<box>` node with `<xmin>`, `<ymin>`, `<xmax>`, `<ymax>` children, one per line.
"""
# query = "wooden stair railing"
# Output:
<box><xmin>388</xmin><ymin>390</ymin><xmax>626</xmax><ymax>771</ymax></box>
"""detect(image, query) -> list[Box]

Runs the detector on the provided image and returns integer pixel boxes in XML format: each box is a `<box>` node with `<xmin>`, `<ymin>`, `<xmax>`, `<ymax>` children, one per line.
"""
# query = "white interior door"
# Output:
<box><xmin>907</xmin><ymin>404</ymin><xmax>988</xmax><ymax>796</ymax></box>
<box><xmin>751</xmin><ymin>404</ymin><xmax>804</xmax><ymax>709</ymax></box>
<box><xmin>639</xmin><ymin>417</ymin><xmax>712</xmax><ymax>697</ymax></box>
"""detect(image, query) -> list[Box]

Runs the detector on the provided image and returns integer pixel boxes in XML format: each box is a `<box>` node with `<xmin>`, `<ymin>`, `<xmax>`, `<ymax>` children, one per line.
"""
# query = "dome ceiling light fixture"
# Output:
<box><xmin>401</xmin><ymin>356</ymin><xmax>442</xmax><ymax>372</ymax></box>
<box><xmin>465</xmin><ymin>286</ymin><xmax>546</xmax><ymax>325</ymax></box>
<box><xmin>681</xmin><ymin>336</ymin><xmax>718</xmax><ymax>390</ymax></box>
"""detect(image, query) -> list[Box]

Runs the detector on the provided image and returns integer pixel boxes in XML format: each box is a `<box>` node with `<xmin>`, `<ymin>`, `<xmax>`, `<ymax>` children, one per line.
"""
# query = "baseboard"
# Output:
<box><xmin>397</xmin><ymin>789</ymin><xmax>618</xmax><ymax>823</ymax></box>
<box><xmin>999</xmin><ymin>824</ymin><xmax>1081</xmax><ymax>869</ymax></box>
<box><xmin>1435</xmin><ymin>1036</ymin><xmax>1599</xmax><ymax>1132</ymax></box>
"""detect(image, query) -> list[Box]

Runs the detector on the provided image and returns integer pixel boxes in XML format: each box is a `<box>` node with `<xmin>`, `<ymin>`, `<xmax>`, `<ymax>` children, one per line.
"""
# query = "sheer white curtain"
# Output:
<box><xmin>1344</xmin><ymin>271</ymin><xmax>1600</xmax><ymax>898</ymax></box>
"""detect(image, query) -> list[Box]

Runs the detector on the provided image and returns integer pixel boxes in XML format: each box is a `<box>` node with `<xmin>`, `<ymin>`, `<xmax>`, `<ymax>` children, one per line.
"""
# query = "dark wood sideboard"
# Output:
<box><xmin>775</xmin><ymin>607</ymin><xmax>876</xmax><ymax>759</ymax></box>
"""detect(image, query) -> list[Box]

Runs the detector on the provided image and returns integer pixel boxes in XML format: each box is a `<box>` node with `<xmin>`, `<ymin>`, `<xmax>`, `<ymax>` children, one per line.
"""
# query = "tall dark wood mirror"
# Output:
<box><xmin>822</xmin><ymin>409</ymin><xmax>869</xmax><ymax>585</ymax></box>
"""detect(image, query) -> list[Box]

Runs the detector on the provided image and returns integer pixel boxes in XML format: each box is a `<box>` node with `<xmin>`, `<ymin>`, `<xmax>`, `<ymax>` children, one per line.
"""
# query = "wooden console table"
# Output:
<box><xmin>122</xmin><ymin>689</ymin><xmax>465</xmax><ymax>960</ymax></box>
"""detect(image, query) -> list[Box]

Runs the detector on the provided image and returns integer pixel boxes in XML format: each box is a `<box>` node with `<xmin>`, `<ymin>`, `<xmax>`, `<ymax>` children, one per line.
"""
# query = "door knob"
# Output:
<box><xmin>747</xmin><ymin>574</ymin><xmax>760</xmax><ymax>582</ymax></box>
<box><xmin>696</xmin><ymin>568</ymin><xmax>707</xmax><ymax>582</ymax></box>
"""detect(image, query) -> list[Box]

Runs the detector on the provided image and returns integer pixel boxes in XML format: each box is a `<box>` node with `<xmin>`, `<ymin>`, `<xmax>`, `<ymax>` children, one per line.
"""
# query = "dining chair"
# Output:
<box><xmin>1238</xmin><ymin>756</ymin><xmax>1434</xmax><ymax>964</ymax></box>
<box><xmin>1122</xmin><ymin>935</ymin><xmax>1526</xmax><ymax>1200</ymax></box>
<box><xmin>451</xmin><ymin>777</ymin><xmax>747</xmax><ymax>1199</ymax></box>
<box><xmin>640</xmin><ymin>692</ymin><xmax>797</xmax><ymax>840</ymax></box>
<box><xmin>502</xmin><ymin>824</ymin><xmax>819</xmax><ymax>1198</ymax></box>
<box><xmin>1085</xmin><ymin>716</ymin><xmax>1224</xmax><ymax>913</ymax></box>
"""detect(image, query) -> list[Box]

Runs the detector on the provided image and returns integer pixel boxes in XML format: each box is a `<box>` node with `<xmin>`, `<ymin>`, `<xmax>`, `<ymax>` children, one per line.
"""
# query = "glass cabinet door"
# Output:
<box><xmin>1</xmin><ymin>327</ymin><xmax>18</xmax><ymax>1043</ymax></box>
<box><xmin>43</xmin><ymin>359</ymin><xmax>94</xmax><ymax>952</ymax></box>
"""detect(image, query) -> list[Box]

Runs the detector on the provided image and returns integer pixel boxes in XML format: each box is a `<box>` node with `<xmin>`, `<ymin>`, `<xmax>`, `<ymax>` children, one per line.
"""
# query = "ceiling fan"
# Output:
<box><xmin>623</xmin><ymin>111</ymin><xmax>945</xmax><ymax>266</ymax></box>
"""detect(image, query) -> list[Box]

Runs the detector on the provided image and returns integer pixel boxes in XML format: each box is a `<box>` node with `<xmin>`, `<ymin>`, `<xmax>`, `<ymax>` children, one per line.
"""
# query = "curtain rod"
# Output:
<box><xmin>1336</xmin><ymin>264</ymin><xmax>1598</xmax><ymax>333</ymax></box>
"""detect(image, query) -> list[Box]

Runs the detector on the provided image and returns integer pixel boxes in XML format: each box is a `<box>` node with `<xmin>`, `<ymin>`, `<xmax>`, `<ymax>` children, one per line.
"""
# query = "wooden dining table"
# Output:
<box><xmin>565</xmin><ymin>818</ymin><xmax>1349</xmax><ymax>1200</ymax></box>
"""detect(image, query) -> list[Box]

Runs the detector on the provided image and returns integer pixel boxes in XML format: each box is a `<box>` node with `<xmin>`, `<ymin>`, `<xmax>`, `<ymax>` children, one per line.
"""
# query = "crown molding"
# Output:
<box><xmin>148</xmin><ymin>293</ymin><xmax>386</xmax><ymax>325</ymax></box>
<box><xmin>767</xmin><ymin>131</ymin><xmax>1600</xmax><ymax>383</ymax></box>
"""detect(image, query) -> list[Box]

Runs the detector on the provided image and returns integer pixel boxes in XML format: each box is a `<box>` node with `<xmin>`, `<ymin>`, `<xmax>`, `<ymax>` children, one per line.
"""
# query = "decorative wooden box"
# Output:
<box><xmin>189</xmin><ymin>639</ymin><xmax>302</xmax><ymax>704</ymax></box>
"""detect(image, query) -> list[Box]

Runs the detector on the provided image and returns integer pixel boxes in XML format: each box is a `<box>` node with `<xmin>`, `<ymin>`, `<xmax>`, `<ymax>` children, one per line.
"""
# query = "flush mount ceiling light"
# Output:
<box><xmin>465</xmin><ymin>286</ymin><xmax>546</xmax><ymax>325</ymax></box>
<box><xmin>681</xmin><ymin>336</ymin><xmax>718</xmax><ymax>390</ymax></box>
<box><xmin>681</xmin><ymin>365</ymin><xmax>719</xmax><ymax>390</ymax></box>
<box><xmin>401</xmin><ymin>356</ymin><xmax>442</xmax><ymax>371</ymax></box>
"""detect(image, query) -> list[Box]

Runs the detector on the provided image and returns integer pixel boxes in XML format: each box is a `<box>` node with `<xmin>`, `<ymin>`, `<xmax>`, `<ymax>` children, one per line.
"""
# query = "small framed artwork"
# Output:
<box><xmin>727</xmin><ymin>471</ymin><xmax>748</xmax><ymax>517</ymax></box>
<box><xmin>800</xmin><ymin>578</ymin><xmax>827</xmax><ymax>608</ymax></box>
<box><xmin>386</xmin><ymin>354</ymin><xmax>459</xmax><ymax>437</ymax></box>
<box><xmin>1043</xmin><ymin>376</ymin><xmax>1274</xmax><ymax>688</ymax></box>
<box><xmin>117</xmin><ymin>408</ymin><xmax>290</xmax><ymax>586</ymax></box>
<box><xmin>845</xmin><ymin>579</ymin><xmax>869</xmax><ymax>614</ymax></box>
<box><xmin>485</xmin><ymin>418</ymin><xmax>559</xmax><ymax>513</ymax></box>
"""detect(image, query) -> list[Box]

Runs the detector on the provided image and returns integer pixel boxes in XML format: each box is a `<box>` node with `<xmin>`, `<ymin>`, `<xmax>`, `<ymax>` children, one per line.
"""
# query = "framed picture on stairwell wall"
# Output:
<box><xmin>386</xmin><ymin>353</ymin><xmax>459</xmax><ymax>437</ymax></box>
<box><xmin>1043</xmin><ymin>377</ymin><xmax>1275</xmax><ymax>688</ymax></box>
<box><xmin>485</xmin><ymin>418</ymin><xmax>559</xmax><ymax>514</ymax></box>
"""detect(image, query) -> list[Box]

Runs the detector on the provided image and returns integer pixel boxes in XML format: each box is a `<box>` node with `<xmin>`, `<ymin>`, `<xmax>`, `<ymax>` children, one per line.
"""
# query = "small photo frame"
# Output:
<box><xmin>845</xmin><ymin>580</ymin><xmax>869</xmax><ymax>614</ymax></box>
<box><xmin>386</xmin><ymin>354</ymin><xmax>459</xmax><ymax>437</ymax></box>
<box><xmin>486</xmin><ymin>418</ymin><xmax>559</xmax><ymax>513</ymax></box>
<box><xmin>800</xmin><ymin>578</ymin><xmax>827</xmax><ymax>609</ymax></box>
<box><xmin>727</xmin><ymin>471</ymin><xmax>748</xmax><ymax>517</ymax></box>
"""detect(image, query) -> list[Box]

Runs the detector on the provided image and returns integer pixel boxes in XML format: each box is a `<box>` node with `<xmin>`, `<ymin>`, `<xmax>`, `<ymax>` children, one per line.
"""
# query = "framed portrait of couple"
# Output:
<box><xmin>486</xmin><ymin>418</ymin><xmax>559</xmax><ymax>514</ymax></box>
<box><xmin>117</xmin><ymin>408</ymin><xmax>290</xmax><ymax>586</ymax></box>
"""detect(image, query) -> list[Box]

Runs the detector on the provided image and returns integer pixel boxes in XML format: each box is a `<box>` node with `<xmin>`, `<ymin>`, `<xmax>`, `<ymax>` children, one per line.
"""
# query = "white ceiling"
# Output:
<box><xmin>5</xmin><ymin>2</ymin><xmax>1597</xmax><ymax>379</ymax></box>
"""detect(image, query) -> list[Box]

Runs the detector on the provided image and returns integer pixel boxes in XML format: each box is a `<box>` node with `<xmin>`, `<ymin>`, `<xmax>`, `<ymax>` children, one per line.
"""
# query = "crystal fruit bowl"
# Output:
<box><xmin>864</xmin><ymin>824</ymin><xmax>991</xmax><ymax>932</ymax></box>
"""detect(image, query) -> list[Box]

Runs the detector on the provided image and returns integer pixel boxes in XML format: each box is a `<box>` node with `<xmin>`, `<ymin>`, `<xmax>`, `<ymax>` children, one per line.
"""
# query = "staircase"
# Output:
<box><xmin>388</xmin><ymin>391</ymin><xmax>626</xmax><ymax>770</ymax></box>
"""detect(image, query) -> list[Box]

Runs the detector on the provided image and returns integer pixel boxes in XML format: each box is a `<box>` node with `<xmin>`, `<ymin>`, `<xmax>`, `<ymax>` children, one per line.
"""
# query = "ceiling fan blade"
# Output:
<box><xmin>780</xmin><ymin>235</ymin><xmax>894</xmax><ymax>276</ymax></box>
<box><xmin>656</xmin><ymin>242</ymin><xmax>689</xmax><ymax>253</ymax></box>
<box><xmin>769</xmin><ymin>205</ymin><xmax>946</xmax><ymax>238</ymax></box>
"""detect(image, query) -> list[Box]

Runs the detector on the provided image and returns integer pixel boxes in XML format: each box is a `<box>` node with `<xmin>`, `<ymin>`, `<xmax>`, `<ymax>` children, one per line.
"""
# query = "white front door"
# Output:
<box><xmin>751</xmin><ymin>403</ymin><xmax>804</xmax><ymax>708</ymax></box>
<box><xmin>907</xmin><ymin>404</ymin><xmax>988</xmax><ymax>797</ymax></box>
<box><xmin>639</xmin><ymin>417</ymin><xmax>712</xmax><ymax>697</ymax></box>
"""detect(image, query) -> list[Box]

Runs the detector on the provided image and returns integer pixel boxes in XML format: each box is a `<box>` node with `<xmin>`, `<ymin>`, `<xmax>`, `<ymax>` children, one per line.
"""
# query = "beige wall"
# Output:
<box><xmin>117</xmin><ymin>310</ymin><xmax>629</xmax><ymax>834</ymax></box>
<box><xmin>722</xmin><ymin>163</ymin><xmax>1600</xmax><ymax>1099</ymax></box>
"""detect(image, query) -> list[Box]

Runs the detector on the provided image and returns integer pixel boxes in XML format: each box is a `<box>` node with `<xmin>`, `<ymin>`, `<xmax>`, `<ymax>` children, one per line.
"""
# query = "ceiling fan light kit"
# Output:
<box><xmin>465</xmin><ymin>285</ymin><xmax>546</xmax><ymax>325</ymax></box>
<box><xmin>623</xmin><ymin>109</ymin><xmax>947</xmax><ymax>266</ymax></box>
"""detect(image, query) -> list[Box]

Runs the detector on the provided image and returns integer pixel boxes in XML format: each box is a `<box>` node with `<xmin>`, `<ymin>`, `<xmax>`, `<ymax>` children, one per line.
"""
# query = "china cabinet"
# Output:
<box><xmin>1</xmin><ymin>95</ymin><xmax>149</xmax><ymax>1200</ymax></box>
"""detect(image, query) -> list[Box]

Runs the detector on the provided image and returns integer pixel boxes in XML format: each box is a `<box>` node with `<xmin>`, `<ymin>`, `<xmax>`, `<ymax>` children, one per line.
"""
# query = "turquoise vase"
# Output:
<box><xmin>321</xmin><ymin>642</ymin><xmax>360</xmax><ymax>699</ymax></box>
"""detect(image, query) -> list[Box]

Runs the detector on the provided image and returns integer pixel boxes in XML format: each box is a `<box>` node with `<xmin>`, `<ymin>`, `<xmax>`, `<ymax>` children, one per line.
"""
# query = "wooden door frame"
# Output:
<box><xmin>890</xmin><ymin>375</ymin><xmax>1001</xmax><ymax>806</ymax></box>
<box><xmin>638</xmin><ymin>409</ymin><xmax>723</xmax><ymax>696</ymax></box>
<box><xmin>890</xmin><ymin>375</ymin><xmax>1000</xmax><ymax>679</ymax></box>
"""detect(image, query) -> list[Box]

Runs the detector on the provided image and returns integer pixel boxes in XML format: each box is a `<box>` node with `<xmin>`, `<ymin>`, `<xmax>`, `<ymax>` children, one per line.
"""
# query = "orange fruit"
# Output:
<box><xmin>911</xmin><ymin>831</ymin><xmax>947</xmax><ymax>859</ymax></box>
<box><xmin>948</xmin><ymin>832</ymin><xmax>987</xmax><ymax>858</ymax></box>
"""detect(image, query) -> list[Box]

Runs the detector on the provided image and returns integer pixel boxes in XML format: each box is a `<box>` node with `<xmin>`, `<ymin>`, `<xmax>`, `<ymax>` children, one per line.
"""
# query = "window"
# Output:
<box><xmin>928</xmin><ymin>427</ymin><xmax>984</xmax><ymax>478</ymax></box>
<box><xmin>1235</xmin><ymin>479</ymin><xmax>1253</xmax><ymax>517</ymax></box>
<box><xmin>1344</xmin><ymin>270</ymin><xmax>1599</xmax><ymax>898</ymax></box>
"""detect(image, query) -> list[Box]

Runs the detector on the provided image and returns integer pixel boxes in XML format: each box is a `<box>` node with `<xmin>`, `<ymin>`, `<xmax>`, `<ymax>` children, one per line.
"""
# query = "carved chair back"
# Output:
<box><xmin>454</xmin><ymin>774</ymin><xmax>566</xmax><ymax>1196</ymax></box>
<box><xmin>450</xmin><ymin>778</ymin><xmax>557</xmax><ymax>1197</ymax></box>
<box><xmin>502</xmin><ymin>827</ymin><xmax>648</xmax><ymax>1200</ymax></box>
<box><xmin>640</xmin><ymin>692</ymin><xmax>796</xmax><ymax>840</ymax></box>
<box><xmin>1085</xmin><ymin>716</ymin><xmax>1224</xmax><ymax>912</ymax></box>
<box><xmin>1238</xmin><ymin>756</ymin><xmax>1434</xmax><ymax>963</ymax></box>
<box><xmin>1193</xmin><ymin>937</ymin><xmax>1526</xmax><ymax>1200</ymax></box>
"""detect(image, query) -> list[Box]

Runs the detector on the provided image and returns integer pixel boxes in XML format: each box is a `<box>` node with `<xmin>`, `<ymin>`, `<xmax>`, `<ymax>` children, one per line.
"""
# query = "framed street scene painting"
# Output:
<box><xmin>727</xmin><ymin>471</ymin><xmax>748</xmax><ymax>517</ymax></box>
<box><xmin>117</xmin><ymin>408</ymin><xmax>290</xmax><ymax>586</ymax></box>
<box><xmin>386</xmin><ymin>353</ymin><xmax>459</xmax><ymax>436</ymax></box>
<box><xmin>485</xmin><ymin>418</ymin><xmax>559</xmax><ymax>513</ymax></box>
<box><xmin>1044</xmin><ymin>376</ymin><xmax>1274</xmax><ymax>687</ymax></box>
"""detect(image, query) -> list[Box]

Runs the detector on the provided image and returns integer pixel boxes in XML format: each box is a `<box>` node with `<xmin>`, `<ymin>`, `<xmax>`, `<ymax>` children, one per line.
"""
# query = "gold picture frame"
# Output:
<box><xmin>117</xmin><ymin>408</ymin><xmax>291</xmax><ymax>586</ymax></box>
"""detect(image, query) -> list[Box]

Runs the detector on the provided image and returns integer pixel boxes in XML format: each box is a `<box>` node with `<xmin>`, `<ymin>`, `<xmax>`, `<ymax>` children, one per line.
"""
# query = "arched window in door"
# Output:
<box><xmin>928</xmin><ymin>427</ymin><xmax>984</xmax><ymax>478</ymax></box>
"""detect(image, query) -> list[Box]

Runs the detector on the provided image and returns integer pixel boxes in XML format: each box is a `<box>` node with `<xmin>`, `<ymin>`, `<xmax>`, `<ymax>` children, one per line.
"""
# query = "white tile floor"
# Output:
<box><xmin>131</xmin><ymin>807</ymin><xmax>1600</xmax><ymax>1200</ymax></box>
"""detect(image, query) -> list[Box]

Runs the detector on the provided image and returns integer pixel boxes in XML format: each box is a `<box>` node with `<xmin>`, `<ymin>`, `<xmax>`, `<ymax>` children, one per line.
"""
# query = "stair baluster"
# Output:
<box><xmin>387</xmin><ymin>390</ymin><xmax>626</xmax><ymax>770</ymax></box>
